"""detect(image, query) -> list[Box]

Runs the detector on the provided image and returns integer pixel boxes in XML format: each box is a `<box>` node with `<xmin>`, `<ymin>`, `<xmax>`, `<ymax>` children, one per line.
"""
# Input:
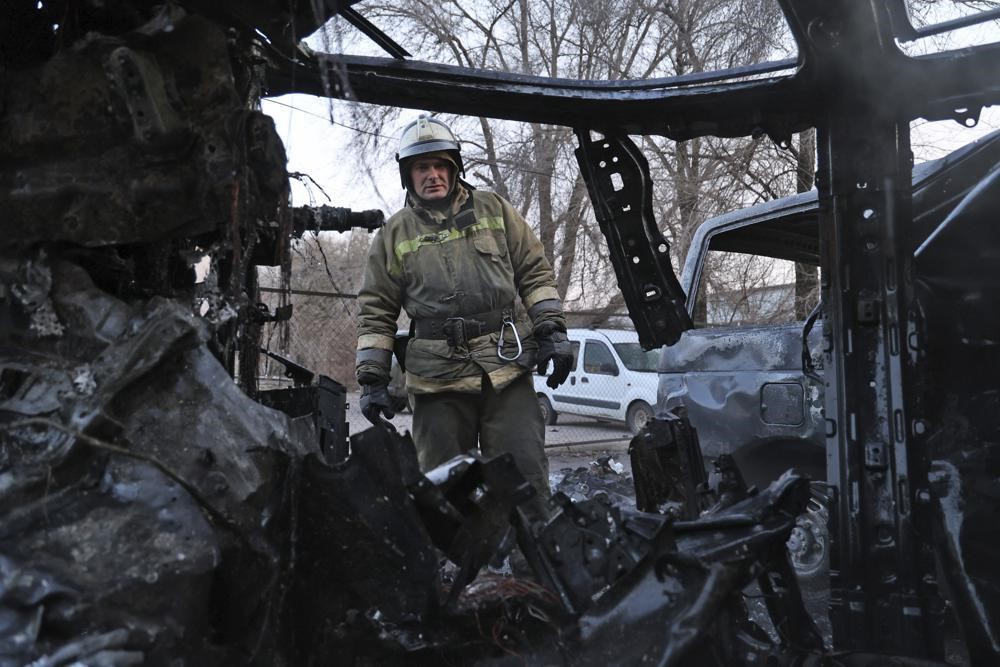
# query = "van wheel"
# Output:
<box><xmin>538</xmin><ymin>396</ymin><xmax>557</xmax><ymax>425</ymax></box>
<box><xmin>734</xmin><ymin>451</ymin><xmax>829</xmax><ymax>597</ymax></box>
<box><xmin>787</xmin><ymin>486</ymin><xmax>829</xmax><ymax>579</ymax></box>
<box><xmin>626</xmin><ymin>400</ymin><xmax>654</xmax><ymax>434</ymax></box>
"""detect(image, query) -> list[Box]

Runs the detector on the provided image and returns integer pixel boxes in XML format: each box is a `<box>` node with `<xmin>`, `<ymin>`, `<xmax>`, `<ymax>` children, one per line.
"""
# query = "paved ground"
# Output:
<box><xmin>347</xmin><ymin>393</ymin><xmax>634</xmax><ymax>502</ymax></box>
<box><xmin>345</xmin><ymin>390</ymin><xmax>636</xmax><ymax>472</ymax></box>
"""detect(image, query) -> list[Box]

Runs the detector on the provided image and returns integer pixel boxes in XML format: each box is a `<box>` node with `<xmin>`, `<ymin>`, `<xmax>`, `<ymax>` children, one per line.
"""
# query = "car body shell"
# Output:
<box><xmin>657</xmin><ymin>129</ymin><xmax>1000</xmax><ymax>480</ymax></box>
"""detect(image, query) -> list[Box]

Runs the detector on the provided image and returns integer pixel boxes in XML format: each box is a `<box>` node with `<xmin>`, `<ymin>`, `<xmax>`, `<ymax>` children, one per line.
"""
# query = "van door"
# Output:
<box><xmin>579</xmin><ymin>339</ymin><xmax>624</xmax><ymax>419</ymax></box>
<box><xmin>661</xmin><ymin>212</ymin><xmax>825</xmax><ymax>466</ymax></box>
<box><xmin>552</xmin><ymin>337</ymin><xmax>623</xmax><ymax>419</ymax></box>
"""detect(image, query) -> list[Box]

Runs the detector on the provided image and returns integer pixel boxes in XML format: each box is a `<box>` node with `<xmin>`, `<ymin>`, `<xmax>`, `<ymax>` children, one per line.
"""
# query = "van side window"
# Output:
<box><xmin>570</xmin><ymin>341</ymin><xmax>580</xmax><ymax>371</ymax></box>
<box><xmin>692</xmin><ymin>250</ymin><xmax>820</xmax><ymax>327</ymax></box>
<box><xmin>583</xmin><ymin>341</ymin><xmax>618</xmax><ymax>375</ymax></box>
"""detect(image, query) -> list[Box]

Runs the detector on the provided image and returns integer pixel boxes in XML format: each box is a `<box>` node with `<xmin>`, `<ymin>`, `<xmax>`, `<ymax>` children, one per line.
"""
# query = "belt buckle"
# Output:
<box><xmin>443</xmin><ymin>316</ymin><xmax>466</xmax><ymax>347</ymax></box>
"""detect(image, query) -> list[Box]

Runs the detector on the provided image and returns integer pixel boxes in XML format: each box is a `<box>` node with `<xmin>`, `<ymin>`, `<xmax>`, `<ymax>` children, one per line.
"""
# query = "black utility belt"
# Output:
<box><xmin>414</xmin><ymin>308</ymin><xmax>511</xmax><ymax>343</ymax></box>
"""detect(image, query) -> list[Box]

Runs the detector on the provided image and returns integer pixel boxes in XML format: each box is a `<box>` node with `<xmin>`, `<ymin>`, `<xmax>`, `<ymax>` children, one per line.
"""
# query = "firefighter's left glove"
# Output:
<box><xmin>535</xmin><ymin>322</ymin><xmax>572</xmax><ymax>389</ymax></box>
<box><xmin>359</xmin><ymin>378</ymin><xmax>395</xmax><ymax>426</ymax></box>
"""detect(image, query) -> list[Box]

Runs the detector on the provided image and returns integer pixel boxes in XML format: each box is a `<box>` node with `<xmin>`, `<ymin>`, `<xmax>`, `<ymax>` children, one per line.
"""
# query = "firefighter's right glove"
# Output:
<box><xmin>535</xmin><ymin>322</ymin><xmax>573</xmax><ymax>389</ymax></box>
<box><xmin>359</xmin><ymin>380</ymin><xmax>395</xmax><ymax>426</ymax></box>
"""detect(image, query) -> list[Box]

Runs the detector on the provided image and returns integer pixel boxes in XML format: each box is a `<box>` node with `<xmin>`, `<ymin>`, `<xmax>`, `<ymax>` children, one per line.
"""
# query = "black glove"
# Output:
<box><xmin>535</xmin><ymin>322</ymin><xmax>573</xmax><ymax>389</ymax></box>
<box><xmin>360</xmin><ymin>381</ymin><xmax>395</xmax><ymax>426</ymax></box>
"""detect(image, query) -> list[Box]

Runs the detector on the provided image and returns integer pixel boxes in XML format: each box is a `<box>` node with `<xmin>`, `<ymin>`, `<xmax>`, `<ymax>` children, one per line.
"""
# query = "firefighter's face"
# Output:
<box><xmin>410</xmin><ymin>158</ymin><xmax>453</xmax><ymax>200</ymax></box>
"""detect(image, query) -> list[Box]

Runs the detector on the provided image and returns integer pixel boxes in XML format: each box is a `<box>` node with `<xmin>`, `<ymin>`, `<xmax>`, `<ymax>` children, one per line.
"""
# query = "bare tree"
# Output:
<box><xmin>695</xmin><ymin>249</ymin><xmax>804</xmax><ymax>327</ymax></box>
<box><xmin>325</xmin><ymin>0</ymin><xmax>800</xmax><ymax>312</ymax></box>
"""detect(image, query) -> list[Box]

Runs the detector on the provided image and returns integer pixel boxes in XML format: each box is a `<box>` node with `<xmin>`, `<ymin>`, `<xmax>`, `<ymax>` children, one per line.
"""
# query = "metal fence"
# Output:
<box><xmin>257</xmin><ymin>286</ymin><xmax>361</xmax><ymax>392</ymax></box>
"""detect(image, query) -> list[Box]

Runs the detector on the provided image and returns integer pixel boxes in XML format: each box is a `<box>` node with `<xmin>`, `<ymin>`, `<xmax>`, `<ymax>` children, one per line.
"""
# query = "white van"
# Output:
<box><xmin>532</xmin><ymin>328</ymin><xmax>660</xmax><ymax>434</ymax></box>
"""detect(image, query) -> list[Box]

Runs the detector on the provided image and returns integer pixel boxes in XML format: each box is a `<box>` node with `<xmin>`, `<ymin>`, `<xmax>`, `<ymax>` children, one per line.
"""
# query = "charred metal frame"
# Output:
<box><xmin>266</xmin><ymin>0</ymin><xmax>1000</xmax><ymax>659</ymax></box>
<box><xmin>5</xmin><ymin>0</ymin><xmax>1000</xmax><ymax>662</ymax></box>
<box><xmin>266</xmin><ymin>17</ymin><xmax>1000</xmax><ymax>142</ymax></box>
<box><xmin>574</xmin><ymin>132</ymin><xmax>693</xmax><ymax>349</ymax></box>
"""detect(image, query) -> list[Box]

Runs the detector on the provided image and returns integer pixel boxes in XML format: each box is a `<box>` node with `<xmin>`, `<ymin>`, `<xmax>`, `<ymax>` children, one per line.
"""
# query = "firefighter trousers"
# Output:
<box><xmin>412</xmin><ymin>371</ymin><xmax>551</xmax><ymax>511</ymax></box>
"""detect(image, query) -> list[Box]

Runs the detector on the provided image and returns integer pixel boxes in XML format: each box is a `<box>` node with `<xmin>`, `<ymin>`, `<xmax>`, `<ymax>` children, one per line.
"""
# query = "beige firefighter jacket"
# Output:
<box><xmin>356</xmin><ymin>186</ymin><xmax>565</xmax><ymax>394</ymax></box>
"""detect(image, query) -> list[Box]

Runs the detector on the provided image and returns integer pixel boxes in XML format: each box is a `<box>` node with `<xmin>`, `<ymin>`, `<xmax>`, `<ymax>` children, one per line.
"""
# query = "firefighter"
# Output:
<box><xmin>355</xmin><ymin>115</ymin><xmax>572</xmax><ymax>512</ymax></box>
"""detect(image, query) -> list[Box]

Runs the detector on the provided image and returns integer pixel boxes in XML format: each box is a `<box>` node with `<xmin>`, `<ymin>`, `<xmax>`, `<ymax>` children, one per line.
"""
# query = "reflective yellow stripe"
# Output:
<box><xmin>405</xmin><ymin>373</ymin><xmax>483</xmax><ymax>394</ymax></box>
<box><xmin>404</xmin><ymin>363</ymin><xmax>526</xmax><ymax>394</ymax></box>
<box><xmin>393</xmin><ymin>216</ymin><xmax>505</xmax><ymax>263</ymax></box>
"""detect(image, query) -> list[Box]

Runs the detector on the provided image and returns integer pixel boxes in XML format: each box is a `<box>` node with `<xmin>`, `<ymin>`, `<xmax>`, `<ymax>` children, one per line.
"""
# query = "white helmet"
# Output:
<box><xmin>396</xmin><ymin>115</ymin><xmax>464</xmax><ymax>191</ymax></box>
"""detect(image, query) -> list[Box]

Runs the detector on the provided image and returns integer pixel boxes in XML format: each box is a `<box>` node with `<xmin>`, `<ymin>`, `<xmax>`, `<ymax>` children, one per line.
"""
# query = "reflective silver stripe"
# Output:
<box><xmin>357</xmin><ymin>333</ymin><xmax>395</xmax><ymax>351</ymax></box>
<box><xmin>356</xmin><ymin>348</ymin><xmax>392</xmax><ymax>366</ymax></box>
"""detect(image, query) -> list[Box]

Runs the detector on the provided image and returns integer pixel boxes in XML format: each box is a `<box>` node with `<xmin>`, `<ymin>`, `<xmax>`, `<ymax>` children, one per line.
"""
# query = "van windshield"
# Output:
<box><xmin>613</xmin><ymin>343</ymin><xmax>660</xmax><ymax>372</ymax></box>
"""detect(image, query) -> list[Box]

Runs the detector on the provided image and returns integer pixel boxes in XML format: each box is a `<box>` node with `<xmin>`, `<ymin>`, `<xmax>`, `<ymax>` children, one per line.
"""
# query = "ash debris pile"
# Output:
<box><xmin>551</xmin><ymin>455</ymin><xmax>635</xmax><ymax>508</ymax></box>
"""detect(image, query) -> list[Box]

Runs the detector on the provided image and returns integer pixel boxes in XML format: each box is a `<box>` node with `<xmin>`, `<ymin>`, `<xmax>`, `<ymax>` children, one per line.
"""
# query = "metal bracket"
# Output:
<box><xmin>574</xmin><ymin>130</ymin><xmax>693</xmax><ymax>349</ymax></box>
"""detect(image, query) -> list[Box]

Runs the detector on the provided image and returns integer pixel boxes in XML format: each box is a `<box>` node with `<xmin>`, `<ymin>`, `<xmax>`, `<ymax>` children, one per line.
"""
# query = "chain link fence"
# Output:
<box><xmin>257</xmin><ymin>286</ymin><xmax>361</xmax><ymax>392</ymax></box>
<box><xmin>256</xmin><ymin>284</ymin><xmax>639</xmax><ymax>450</ymax></box>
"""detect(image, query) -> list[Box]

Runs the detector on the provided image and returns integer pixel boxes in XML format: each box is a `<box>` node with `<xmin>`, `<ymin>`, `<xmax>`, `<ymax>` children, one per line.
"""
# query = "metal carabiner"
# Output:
<box><xmin>497</xmin><ymin>313</ymin><xmax>522</xmax><ymax>361</ymax></box>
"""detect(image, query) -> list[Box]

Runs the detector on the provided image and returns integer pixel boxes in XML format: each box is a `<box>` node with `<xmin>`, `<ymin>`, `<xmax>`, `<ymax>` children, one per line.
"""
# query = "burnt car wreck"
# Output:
<box><xmin>3</xmin><ymin>1</ymin><xmax>1000</xmax><ymax>665</ymax></box>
